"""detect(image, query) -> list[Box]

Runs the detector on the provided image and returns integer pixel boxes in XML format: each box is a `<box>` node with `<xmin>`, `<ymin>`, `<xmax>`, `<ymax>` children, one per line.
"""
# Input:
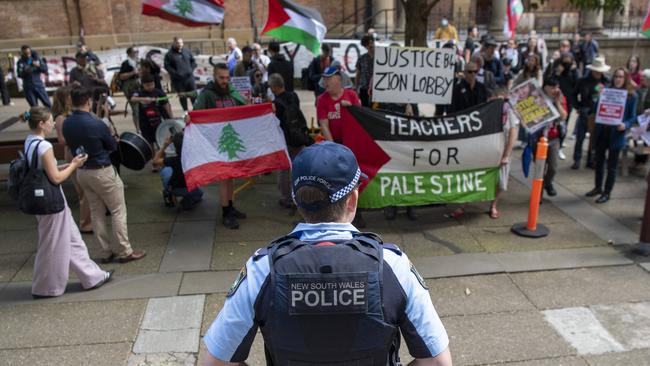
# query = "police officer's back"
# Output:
<box><xmin>203</xmin><ymin>142</ymin><xmax>452</xmax><ymax>366</ymax></box>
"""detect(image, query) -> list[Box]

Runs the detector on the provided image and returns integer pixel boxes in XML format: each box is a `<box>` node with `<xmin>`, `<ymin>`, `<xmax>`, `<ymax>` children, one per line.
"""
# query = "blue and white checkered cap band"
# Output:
<box><xmin>330</xmin><ymin>168</ymin><xmax>361</xmax><ymax>203</ymax></box>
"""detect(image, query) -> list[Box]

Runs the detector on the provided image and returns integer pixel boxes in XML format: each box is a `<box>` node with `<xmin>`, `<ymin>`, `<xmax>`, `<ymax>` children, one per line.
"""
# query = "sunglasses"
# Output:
<box><xmin>255</xmin><ymin>74</ymin><xmax>262</xmax><ymax>78</ymax></box>
<box><xmin>466</xmin><ymin>70</ymin><xmax>477</xmax><ymax>74</ymax></box>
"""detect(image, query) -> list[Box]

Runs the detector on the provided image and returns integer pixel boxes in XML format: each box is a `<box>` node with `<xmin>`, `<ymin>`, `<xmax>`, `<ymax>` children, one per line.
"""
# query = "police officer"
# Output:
<box><xmin>203</xmin><ymin>142</ymin><xmax>452</xmax><ymax>366</ymax></box>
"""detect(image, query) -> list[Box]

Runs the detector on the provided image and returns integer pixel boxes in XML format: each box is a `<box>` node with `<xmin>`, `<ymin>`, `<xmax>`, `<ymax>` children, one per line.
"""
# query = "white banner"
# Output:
<box><xmin>371</xmin><ymin>46</ymin><xmax>455</xmax><ymax>104</ymax></box>
<box><xmin>595</xmin><ymin>88</ymin><xmax>628</xmax><ymax>126</ymax></box>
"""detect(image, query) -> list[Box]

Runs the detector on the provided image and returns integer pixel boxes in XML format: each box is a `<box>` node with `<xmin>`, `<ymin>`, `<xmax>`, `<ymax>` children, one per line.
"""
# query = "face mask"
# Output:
<box><xmin>441</xmin><ymin>19</ymin><xmax>448</xmax><ymax>27</ymax></box>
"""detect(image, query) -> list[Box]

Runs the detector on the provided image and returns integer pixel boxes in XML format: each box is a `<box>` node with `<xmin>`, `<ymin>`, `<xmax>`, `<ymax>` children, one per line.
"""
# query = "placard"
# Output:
<box><xmin>231</xmin><ymin>76</ymin><xmax>252</xmax><ymax>100</ymax></box>
<box><xmin>509</xmin><ymin>79</ymin><xmax>560</xmax><ymax>133</ymax></box>
<box><xmin>595</xmin><ymin>88</ymin><xmax>628</xmax><ymax>126</ymax></box>
<box><xmin>371</xmin><ymin>46</ymin><xmax>455</xmax><ymax>104</ymax></box>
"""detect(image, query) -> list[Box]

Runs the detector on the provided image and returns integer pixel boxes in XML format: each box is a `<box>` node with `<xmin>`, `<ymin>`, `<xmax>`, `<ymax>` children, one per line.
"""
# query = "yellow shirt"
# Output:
<box><xmin>435</xmin><ymin>25</ymin><xmax>459</xmax><ymax>41</ymax></box>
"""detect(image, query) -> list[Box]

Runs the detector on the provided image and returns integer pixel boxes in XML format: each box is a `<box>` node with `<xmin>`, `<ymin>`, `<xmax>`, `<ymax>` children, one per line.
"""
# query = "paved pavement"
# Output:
<box><xmin>0</xmin><ymin>93</ymin><xmax>649</xmax><ymax>365</ymax></box>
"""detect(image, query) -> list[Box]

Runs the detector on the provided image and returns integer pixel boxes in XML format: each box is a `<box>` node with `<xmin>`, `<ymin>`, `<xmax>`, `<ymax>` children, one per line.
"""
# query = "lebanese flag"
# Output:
<box><xmin>504</xmin><ymin>0</ymin><xmax>524</xmax><ymax>38</ymax></box>
<box><xmin>142</xmin><ymin>0</ymin><xmax>224</xmax><ymax>27</ymax></box>
<box><xmin>642</xmin><ymin>5</ymin><xmax>650</xmax><ymax>38</ymax></box>
<box><xmin>182</xmin><ymin>103</ymin><xmax>290</xmax><ymax>191</ymax></box>
<box><xmin>262</xmin><ymin>0</ymin><xmax>327</xmax><ymax>55</ymax></box>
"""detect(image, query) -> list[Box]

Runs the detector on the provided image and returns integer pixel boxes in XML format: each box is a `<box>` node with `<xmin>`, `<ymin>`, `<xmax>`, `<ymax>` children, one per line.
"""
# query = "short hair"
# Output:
<box><xmin>268</xmin><ymin>73</ymin><xmax>284</xmax><ymax>88</ymax></box>
<box><xmin>321</xmin><ymin>43</ymin><xmax>331</xmax><ymax>53</ymax></box>
<box><xmin>467</xmin><ymin>26</ymin><xmax>476</xmax><ymax>34</ymax></box>
<box><xmin>488</xmin><ymin>86</ymin><xmax>508</xmax><ymax>99</ymax></box>
<box><xmin>21</xmin><ymin>45</ymin><xmax>30</xmax><ymax>51</ymax></box>
<box><xmin>227</xmin><ymin>37</ymin><xmax>237</xmax><ymax>45</ymax></box>
<box><xmin>242</xmin><ymin>45</ymin><xmax>253</xmax><ymax>54</ymax></box>
<box><xmin>268</xmin><ymin>41</ymin><xmax>280</xmax><ymax>53</ymax></box>
<box><xmin>295</xmin><ymin>186</ymin><xmax>351</xmax><ymax>223</ymax></box>
<box><xmin>141</xmin><ymin>73</ymin><xmax>155</xmax><ymax>84</ymax></box>
<box><xmin>70</xmin><ymin>85</ymin><xmax>92</xmax><ymax>107</ymax></box>
<box><xmin>126</xmin><ymin>47</ymin><xmax>136</xmax><ymax>55</ymax></box>
<box><xmin>361</xmin><ymin>35</ymin><xmax>374</xmax><ymax>48</ymax></box>
<box><xmin>543</xmin><ymin>77</ymin><xmax>559</xmax><ymax>88</ymax></box>
<box><xmin>213</xmin><ymin>62</ymin><xmax>229</xmax><ymax>72</ymax></box>
<box><xmin>24</xmin><ymin>106</ymin><xmax>51</xmax><ymax>130</ymax></box>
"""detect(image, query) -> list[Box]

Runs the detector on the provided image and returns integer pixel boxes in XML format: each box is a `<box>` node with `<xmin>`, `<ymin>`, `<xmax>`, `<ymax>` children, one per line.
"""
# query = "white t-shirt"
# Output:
<box><xmin>24</xmin><ymin>135</ymin><xmax>53</xmax><ymax>170</ymax></box>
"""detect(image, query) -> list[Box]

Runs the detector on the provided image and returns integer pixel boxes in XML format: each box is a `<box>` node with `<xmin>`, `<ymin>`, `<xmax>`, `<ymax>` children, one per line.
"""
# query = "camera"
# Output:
<box><xmin>105</xmin><ymin>95</ymin><xmax>117</xmax><ymax>110</ymax></box>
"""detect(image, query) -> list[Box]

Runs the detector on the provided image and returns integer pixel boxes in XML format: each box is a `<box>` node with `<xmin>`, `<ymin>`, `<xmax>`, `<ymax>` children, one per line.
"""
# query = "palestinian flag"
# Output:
<box><xmin>142</xmin><ymin>0</ymin><xmax>224</xmax><ymax>27</ymax></box>
<box><xmin>262</xmin><ymin>0</ymin><xmax>327</xmax><ymax>55</ymax></box>
<box><xmin>342</xmin><ymin>101</ymin><xmax>505</xmax><ymax>208</ymax></box>
<box><xmin>642</xmin><ymin>5</ymin><xmax>650</xmax><ymax>38</ymax></box>
<box><xmin>182</xmin><ymin>103</ymin><xmax>290</xmax><ymax>191</ymax></box>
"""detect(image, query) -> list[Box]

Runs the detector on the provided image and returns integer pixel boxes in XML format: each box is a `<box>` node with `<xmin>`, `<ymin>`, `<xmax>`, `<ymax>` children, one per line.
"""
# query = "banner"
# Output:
<box><xmin>371</xmin><ymin>46</ymin><xmax>455</xmax><ymax>104</ymax></box>
<box><xmin>509</xmin><ymin>79</ymin><xmax>559</xmax><ymax>133</ymax></box>
<box><xmin>182</xmin><ymin>103</ymin><xmax>290</xmax><ymax>191</ymax></box>
<box><xmin>343</xmin><ymin>100</ymin><xmax>504</xmax><ymax>208</ymax></box>
<box><xmin>595</xmin><ymin>88</ymin><xmax>628</xmax><ymax>126</ymax></box>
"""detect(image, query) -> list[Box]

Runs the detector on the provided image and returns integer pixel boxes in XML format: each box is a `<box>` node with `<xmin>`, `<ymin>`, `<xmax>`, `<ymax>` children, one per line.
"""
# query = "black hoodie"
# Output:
<box><xmin>268</xmin><ymin>53</ymin><xmax>294</xmax><ymax>92</ymax></box>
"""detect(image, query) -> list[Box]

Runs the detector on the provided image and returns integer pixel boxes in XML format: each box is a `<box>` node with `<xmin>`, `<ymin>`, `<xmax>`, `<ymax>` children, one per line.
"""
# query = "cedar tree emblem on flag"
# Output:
<box><xmin>218</xmin><ymin>124</ymin><xmax>246</xmax><ymax>160</ymax></box>
<box><xmin>261</xmin><ymin>0</ymin><xmax>327</xmax><ymax>55</ymax></box>
<box><xmin>142</xmin><ymin>0</ymin><xmax>225</xmax><ymax>27</ymax></box>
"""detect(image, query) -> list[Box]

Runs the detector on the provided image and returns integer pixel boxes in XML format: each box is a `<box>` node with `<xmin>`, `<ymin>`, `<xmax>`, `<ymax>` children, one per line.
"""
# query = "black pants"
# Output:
<box><xmin>359</xmin><ymin>88</ymin><xmax>370</xmax><ymax>107</ymax></box>
<box><xmin>24</xmin><ymin>83</ymin><xmax>51</xmax><ymax>108</ymax></box>
<box><xmin>573</xmin><ymin>112</ymin><xmax>592</xmax><ymax>165</ymax></box>
<box><xmin>172</xmin><ymin>77</ymin><xmax>196</xmax><ymax>111</ymax></box>
<box><xmin>594</xmin><ymin>130</ymin><xmax>621</xmax><ymax>194</ymax></box>
<box><xmin>0</xmin><ymin>66</ymin><xmax>10</xmax><ymax>105</ymax></box>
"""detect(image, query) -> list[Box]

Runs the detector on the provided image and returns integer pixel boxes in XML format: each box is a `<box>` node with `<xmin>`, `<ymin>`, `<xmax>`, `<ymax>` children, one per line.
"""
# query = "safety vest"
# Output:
<box><xmin>260</xmin><ymin>233</ymin><xmax>400</xmax><ymax>366</ymax></box>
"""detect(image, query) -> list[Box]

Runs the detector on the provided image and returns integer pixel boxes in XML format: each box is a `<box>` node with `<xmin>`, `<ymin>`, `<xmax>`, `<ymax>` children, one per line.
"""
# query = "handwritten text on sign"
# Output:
<box><xmin>372</xmin><ymin>46</ymin><xmax>455</xmax><ymax>104</ymax></box>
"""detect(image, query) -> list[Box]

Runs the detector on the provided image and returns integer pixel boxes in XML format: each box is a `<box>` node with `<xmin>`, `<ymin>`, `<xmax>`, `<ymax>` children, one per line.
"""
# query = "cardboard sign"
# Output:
<box><xmin>371</xmin><ymin>46</ymin><xmax>455</xmax><ymax>104</ymax></box>
<box><xmin>509</xmin><ymin>79</ymin><xmax>560</xmax><ymax>133</ymax></box>
<box><xmin>231</xmin><ymin>76</ymin><xmax>252</xmax><ymax>100</ymax></box>
<box><xmin>595</xmin><ymin>88</ymin><xmax>628</xmax><ymax>125</ymax></box>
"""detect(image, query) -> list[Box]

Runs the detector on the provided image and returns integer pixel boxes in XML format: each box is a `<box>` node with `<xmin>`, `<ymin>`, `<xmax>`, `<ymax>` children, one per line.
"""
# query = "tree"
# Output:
<box><xmin>568</xmin><ymin>0</ymin><xmax>625</xmax><ymax>13</ymax></box>
<box><xmin>218</xmin><ymin>124</ymin><xmax>246</xmax><ymax>160</ymax></box>
<box><xmin>400</xmin><ymin>0</ymin><xmax>441</xmax><ymax>47</ymax></box>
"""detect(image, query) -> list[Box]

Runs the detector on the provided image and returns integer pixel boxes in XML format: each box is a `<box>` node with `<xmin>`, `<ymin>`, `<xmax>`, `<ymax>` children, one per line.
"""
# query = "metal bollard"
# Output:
<box><xmin>632</xmin><ymin>170</ymin><xmax>650</xmax><ymax>256</ymax></box>
<box><xmin>512</xmin><ymin>136</ymin><xmax>550</xmax><ymax>238</ymax></box>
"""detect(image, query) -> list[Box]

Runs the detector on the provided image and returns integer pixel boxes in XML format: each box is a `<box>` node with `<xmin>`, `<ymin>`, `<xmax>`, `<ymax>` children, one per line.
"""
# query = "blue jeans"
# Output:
<box><xmin>24</xmin><ymin>83</ymin><xmax>51</xmax><ymax>108</ymax></box>
<box><xmin>160</xmin><ymin>167</ymin><xmax>203</xmax><ymax>206</ymax></box>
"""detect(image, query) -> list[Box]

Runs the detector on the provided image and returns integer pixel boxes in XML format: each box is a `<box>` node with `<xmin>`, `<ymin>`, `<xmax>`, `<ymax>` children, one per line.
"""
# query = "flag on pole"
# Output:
<box><xmin>182</xmin><ymin>103</ymin><xmax>291</xmax><ymax>191</ymax></box>
<box><xmin>642</xmin><ymin>5</ymin><xmax>650</xmax><ymax>38</ymax></box>
<box><xmin>142</xmin><ymin>0</ymin><xmax>225</xmax><ymax>27</ymax></box>
<box><xmin>504</xmin><ymin>0</ymin><xmax>524</xmax><ymax>38</ymax></box>
<box><xmin>261</xmin><ymin>0</ymin><xmax>327</xmax><ymax>55</ymax></box>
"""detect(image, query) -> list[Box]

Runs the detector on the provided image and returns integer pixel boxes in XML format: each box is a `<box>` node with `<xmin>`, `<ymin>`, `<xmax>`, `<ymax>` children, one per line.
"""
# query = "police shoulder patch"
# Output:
<box><xmin>409</xmin><ymin>261</ymin><xmax>428</xmax><ymax>290</ymax></box>
<box><xmin>227</xmin><ymin>265</ymin><xmax>247</xmax><ymax>298</ymax></box>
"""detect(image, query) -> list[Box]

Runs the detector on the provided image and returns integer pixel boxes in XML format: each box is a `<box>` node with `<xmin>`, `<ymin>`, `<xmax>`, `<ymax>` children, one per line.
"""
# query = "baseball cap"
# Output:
<box><xmin>292</xmin><ymin>142</ymin><xmax>367</xmax><ymax>211</ymax></box>
<box><xmin>322</xmin><ymin>66</ymin><xmax>341</xmax><ymax>78</ymax></box>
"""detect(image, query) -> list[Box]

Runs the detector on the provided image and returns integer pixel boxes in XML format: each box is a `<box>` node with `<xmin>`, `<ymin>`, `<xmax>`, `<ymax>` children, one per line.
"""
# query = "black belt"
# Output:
<box><xmin>79</xmin><ymin>164</ymin><xmax>112</xmax><ymax>170</ymax></box>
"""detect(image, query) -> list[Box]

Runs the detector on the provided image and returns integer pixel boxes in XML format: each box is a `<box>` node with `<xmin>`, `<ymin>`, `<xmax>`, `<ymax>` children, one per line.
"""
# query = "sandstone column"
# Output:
<box><xmin>581</xmin><ymin>0</ymin><xmax>605</xmax><ymax>34</ymax></box>
<box><xmin>373</xmin><ymin>0</ymin><xmax>395</xmax><ymax>36</ymax></box>
<box><xmin>489</xmin><ymin>0</ymin><xmax>507</xmax><ymax>39</ymax></box>
<box><xmin>605</xmin><ymin>0</ymin><xmax>630</xmax><ymax>28</ymax></box>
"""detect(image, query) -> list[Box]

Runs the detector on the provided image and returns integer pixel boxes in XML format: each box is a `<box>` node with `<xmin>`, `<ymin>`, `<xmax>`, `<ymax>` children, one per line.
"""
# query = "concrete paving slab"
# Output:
<box><xmin>494</xmin><ymin>247</ymin><xmax>632</xmax><ymax>273</ymax></box>
<box><xmin>216</xmin><ymin>217</ymin><xmax>294</xmax><ymax>242</ymax></box>
<box><xmin>127</xmin><ymin>352</ymin><xmax>197</xmax><ymax>366</ymax></box>
<box><xmin>0</xmin><ymin>342</ymin><xmax>132</xmax><ymax>366</ymax></box>
<box><xmin>641</xmin><ymin>262</ymin><xmax>650</xmax><ymax>272</ymax></box>
<box><xmin>0</xmin><ymin>229</ymin><xmax>37</xmax><ymax>254</ymax></box>
<box><xmin>427</xmin><ymin>274</ymin><xmax>536</xmax><ymax>317</ymax></box>
<box><xmin>583</xmin><ymin>349</ymin><xmax>650</xmax><ymax>366</ymax></box>
<box><xmin>212</xmin><ymin>240</ymin><xmax>268</xmax><ymax>271</ymax></box>
<box><xmin>591</xmin><ymin>302</ymin><xmax>650</xmax><ymax>350</ymax></box>
<box><xmin>175</xmin><ymin>185</ymin><xmax>220</xmax><ymax>222</ymax></box>
<box><xmin>445</xmin><ymin>311</ymin><xmax>574</xmax><ymax>365</ymax></box>
<box><xmin>591</xmin><ymin>198</ymin><xmax>644</xmax><ymax>234</ymax></box>
<box><xmin>180</xmin><ymin>270</ymin><xmax>240</xmax><ymax>295</ymax></box>
<box><xmin>0</xmin><ymin>299</ymin><xmax>146</xmax><ymax>349</ymax></box>
<box><xmin>159</xmin><ymin>220</ymin><xmax>215</xmax><ymax>273</ymax></box>
<box><xmin>510</xmin><ymin>266</ymin><xmax>650</xmax><ymax>309</ymax></box>
<box><xmin>123</xmin><ymin>188</ymin><xmax>178</xmax><ymax>224</ymax></box>
<box><xmin>198</xmin><ymin>333</ymin><xmax>268</xmax><ymax>366</ymax></box>
<box><xmin>133</xmin><ymin>328</ymin><xmax>200</xmax><ymax>353</ymax></box>
<box><xmin>485</xmin><ymin>357</ymin><xmax>588</xmax><ymax>366</ymax></box>
<box><xmin>0</xmin><ymin>207</ymin><xmax>38</xmax><ymax>231</ymax></box>
<box><xmin>0</xmin><ymin>252</ymin><xmax>30</xmax><ymax>282</ymax></box>
<box><xmin>543</xmin><ymin>307</ymin><xmax>625</xmax><ymax>355</ymax></box>
<box><xmin>402</xmin><ymin>225</ymin><xmax>485</xmax><ymax>256</ymax></box>
<box><xmin>141</xmin><ymin>295</ymin><xmax>205</xmax><ymax>331</ymax></box>
<box><xmin>412</xmin><ymin>252</ymin><xmax>504</xmax><ymax>278</ymax></box>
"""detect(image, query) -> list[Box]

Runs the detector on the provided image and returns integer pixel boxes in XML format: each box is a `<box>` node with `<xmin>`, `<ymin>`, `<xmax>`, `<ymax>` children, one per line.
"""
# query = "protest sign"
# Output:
<box><xmin>509</xmin><ymin>79</ymin><xmax>559</xmax><ymax>133</ymax></box>
<box><xmin>231</xmin><ymin>76</ymin><xmax>252</xmax><ymax>100</ymax></box>
<box><xmin>342</xmin><ymin>100</ymin><xmax>504</xmax><ymax>208</ymax></box>
<box><xmin>371</xmin><ymin>46</ymin><xmax>455</xmax><ymax>104</ymax></box>
<box><xmin>595</xmin><ymin>88</ymin><xmax>628</xmax><ymax>126</ymax></box>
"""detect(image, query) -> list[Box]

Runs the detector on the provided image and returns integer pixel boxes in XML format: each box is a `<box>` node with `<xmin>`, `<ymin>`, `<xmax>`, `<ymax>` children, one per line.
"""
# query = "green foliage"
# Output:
<box><xmin>568</xmin><ymin>0</ymin><xmax>625</xmax><ymax>13</ymax></box>
<box><xmin>174</xmin><ymin>0</ymin><xmax>193</xmax><ymax>16</ymax></box>
<box><xmin>218</xmin><ymin>124</ymin><xmax>246</xmax><ymax>160</ymax></box>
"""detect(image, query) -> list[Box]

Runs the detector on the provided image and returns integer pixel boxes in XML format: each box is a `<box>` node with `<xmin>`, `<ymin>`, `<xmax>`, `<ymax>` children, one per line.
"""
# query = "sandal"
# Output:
<box><xmin>489</xmin><ymin>207</ymin><xmax>500</xmax><ymax>219</ymax></box>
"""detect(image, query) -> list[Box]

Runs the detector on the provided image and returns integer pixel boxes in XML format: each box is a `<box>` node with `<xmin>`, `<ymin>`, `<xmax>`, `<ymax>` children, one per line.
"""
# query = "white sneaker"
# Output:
<box><xmin>558</xmin><ymin>149</ymin><xmax>566</xmax><ymax>160</ymax></box>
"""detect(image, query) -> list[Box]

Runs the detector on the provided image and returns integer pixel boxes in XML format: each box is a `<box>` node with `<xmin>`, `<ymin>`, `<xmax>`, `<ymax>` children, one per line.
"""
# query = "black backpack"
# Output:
<box><xmin>275</xmin><ymin>95</ymin><xmax>312</xmax><ymax>147</ymax></box>
<box><xmin>7</xmin><ymin>140</ymin><xmax>37</xmax><ymax>200</ymax></box>
<box><xmin>15</xmin><ymin>140</ymin><xmax>65</xmax><ymax>215</ymax></box>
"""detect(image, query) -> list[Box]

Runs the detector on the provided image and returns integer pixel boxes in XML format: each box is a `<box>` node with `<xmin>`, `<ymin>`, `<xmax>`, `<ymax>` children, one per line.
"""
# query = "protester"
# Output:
<box><xmin>62</xmin><ymin>85</ymin><xmax>146</xmax><ymax>263</ymax></box>
<box><xmin>513</xmin><ymin>53</ymin><xmax>543</xmax><ymax>87</ymax></box>
<box><xmin>0</xmin><ymin>64</ymin><xmax>12</xmax><ymax>106</ymax></box>
<box><xmin>530</xmin><ymin>31</ymin><xmax>548</xmax><ymax>68</ymax></box>
<box><xmin>581</xmin><ymin>33</ymin><xmax>599</xmax><ymax>72</ymax></box>
<box><xmin>481</xmin><ymin>37</ymin><xmax>504</xmax><ymax>86</ymax></box>
<box><xmin>250</xmin><ymin>68</ymin><xmax>269</xmax><ymax>103</ymax></box>
<box><xmin>52</xmin><ymin>86</ymin><xmax>92</xmax><ymax>233</ymax></box>
<box><xmin>23</xmin><ymin>106</ymin><xmax>112</xmax><ymax>298</ymax></box>
<box><xmin>77</xmin><ymin>41</ymin><xmax>102</xmax><ymax>69</ymax></box>
<box><xmin>69</xmin><ymin>51</ymin><xmax>107</xmax><ymax>94</ymax></box>
<box><xmin>234</xmin><ymin>45</ymin><xmax>258</xmax><ymax>77</ymax></box>
<box><xmin>464</xmin><ymin>26</ymin><xmax>479</xmax><ymax>63</ymax></box>
<box><xmin>153</xmin><ymin>132</ymin><xmax>203</xmax><ymax>210</ymax></box>
<box><xmin>119</xmin><ymin>47</ymin><xmax>141</xmax><ymax>131</ymax></box>
<box><xmin>202</xmin><ymin>141</ymin><xmax>452</xmax><ymax>366</ymax></box>
<box><xmin>449</xmin><ymin>61</ymin><xmax>488</xmax><ymax>114</ymax></box>
<box><xmin>130</xmin><ymin>74</ymin><xmax>172</xmax><ymax>146</ymax></box>
<box><xmin>519</xmin><ymin>37</ymin><xmax>541</xmax><ymax>71</ymax></box>
<box><xmin>355</xmin><ymin>35</ymin><xmax>375</xmax><ymax>107</ymax></box>
<box><xmin>226</xmin><ymin>37</ymin><xmax>243</xmax><ymax>76</ymax></box>
<box><xmin>634</xmin><ymin>69</ymin><xmax>650</xmax><ymax>168</ymax></box>
<box><xmin>502</xmin><ymin>38</ymin><xmax>520</xmax><ymax>73</ymax></box>
<box><xmin>251</xmin><ymin>43</ymin><xmax>270</xmax><ymax>82</ymax></box>
<box><xmin>489</xmin><ymin>87</ymin><xmax>519</xmax><ymax>219</ymax></box>
<box><xmin>539</xmin><ymin>77</ymin><xmax>568</xmax><ymax>198</ymax></box>
<box><xmin>17</xmin><ymin>45</ymin><xmax>51</xmax><ymax>107</ymax></box>
<box><xmin>586</xmin><ymin>67</ymin><xmax>637</xmax><ymax>203</ymax></box>
<box><xmin>269</xmin><ymin>73</ymin><xmax>309</xmax><ymax>208</ymax></box>
<box><xmin>193</xmin><ymin>63</ymin><xmax>248</xmax><ymax>229</ymax></box>
<box><xmin>627</xmin><ymin>55</ymin><xmax>641</xmax><ymax>88</ymax></box>
<box><xmin>571</xmin><ymin>33</ymin><xmax>583</xmax><ymax>71</ymax></box>
<box><xmin>139</xmin><ymin>58</ymin><xmax>163</xmax><ymax>91</ymax></box>
<box><xmin>471</xmin><ymin>54</ymin><xmax>496</xmax><ymax>92</ymax></box>
<box><xmin>267</xmin><ymin>41</ymin><xmax>294</xmax><ymax>92</ymax></box>
<box><xmin>572</xmin><ymin>56</ymin><xmax>610</xmax><ymax>170</ymax></box>
<box><xmin>164</xmin><ymin>37</ymin><xmax>197</xmax><ymax>112</ymax></box>
<box><xmin>435</xmin><ymin>16</ymin><xmax>458</xmax><ymax>41</ymax></box>
<box><xmin>308</xmin><ymin>43</ymin><xmax>333</xmax><ymax>99</ymax></box>
<box><xmin>502</xmin><ymin>58</ymin><xmax>515</xmax><ymax>89</ymax></box>
<box><xmin>546</xmin><ymin>52</ymin><xmax>578</xmax><ymax>160</ymax></box>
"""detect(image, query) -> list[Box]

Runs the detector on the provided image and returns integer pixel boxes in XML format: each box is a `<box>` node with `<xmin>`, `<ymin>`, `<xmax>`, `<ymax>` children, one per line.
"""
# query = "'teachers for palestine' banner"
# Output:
<box><xmin>343</xmin><ymin>100</ymin><xmax>504</xmax><ymax>208</ymax></box>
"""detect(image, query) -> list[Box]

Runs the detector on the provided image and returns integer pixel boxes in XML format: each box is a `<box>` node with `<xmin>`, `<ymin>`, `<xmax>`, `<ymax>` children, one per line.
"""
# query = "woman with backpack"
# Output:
<box><xmin>22</xmin><ymin>106</ymin><xmax>112</xmax><ymax>298</ymax></box>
